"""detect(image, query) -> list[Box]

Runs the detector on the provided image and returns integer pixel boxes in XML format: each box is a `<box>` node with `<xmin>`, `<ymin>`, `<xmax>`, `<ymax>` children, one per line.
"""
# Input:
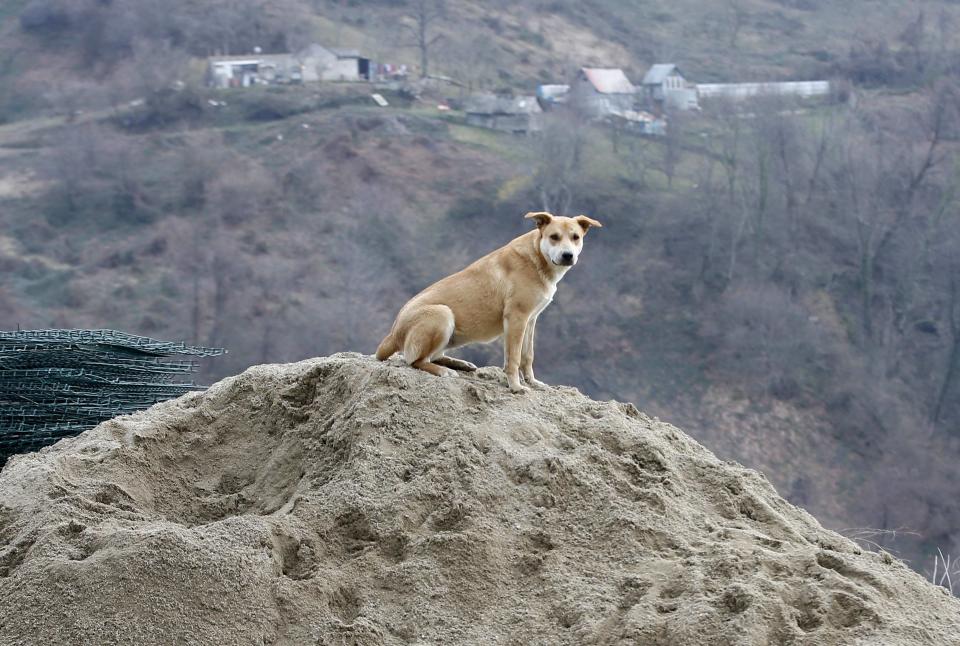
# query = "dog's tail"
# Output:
<box><xmin>375</xmin><ymin>332</ymin><xmax>398</xmax><ymax>361</ymax></box>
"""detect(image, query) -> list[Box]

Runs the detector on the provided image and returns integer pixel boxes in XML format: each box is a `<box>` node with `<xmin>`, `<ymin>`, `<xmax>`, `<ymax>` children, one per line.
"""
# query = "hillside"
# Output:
<box><xmin>305</xmin><ymin>0</ymin><xmax>960</xmax><ymax>85</ymax></box>
<box><xmin>2</xmin><ymin>0</ymin><xmax>957</xmax><ymax>113</ymax></box>
<box><xmin>2</xmin><ymin>0</ymin><xmax>960</xmax><ymax>589</ymax></box>
<box><xmin>1</xmin><ymin>353</ymin><xmax>958</xmax><ymax>645</ymax></box>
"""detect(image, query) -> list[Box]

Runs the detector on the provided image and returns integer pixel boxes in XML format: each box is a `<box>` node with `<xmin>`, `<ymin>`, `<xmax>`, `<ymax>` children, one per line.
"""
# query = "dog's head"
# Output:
<box><xmin>525</xmin><ymin>211</ymin><xmax>602</xmax><ymax>267</ymax></box>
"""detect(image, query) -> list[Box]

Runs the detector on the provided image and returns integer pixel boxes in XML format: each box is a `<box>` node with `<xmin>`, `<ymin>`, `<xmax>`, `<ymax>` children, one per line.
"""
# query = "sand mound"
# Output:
<box><xmin>1</xmin><ymin>353</ymin><xmax>958</xmax><ymax>645</ymax></box>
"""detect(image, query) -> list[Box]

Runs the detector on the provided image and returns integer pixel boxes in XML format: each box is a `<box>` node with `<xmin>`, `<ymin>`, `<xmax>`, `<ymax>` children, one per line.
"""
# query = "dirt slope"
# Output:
<box><xmin>1</xmin><ymin>353</ymin><xmax>958</xmax><ymax>645</ymax></box>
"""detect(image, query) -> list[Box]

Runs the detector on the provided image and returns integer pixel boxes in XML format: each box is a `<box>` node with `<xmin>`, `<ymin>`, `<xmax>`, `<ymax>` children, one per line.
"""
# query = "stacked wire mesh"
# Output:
<box><xmin>0</xmin><ymin>329</ymin><xmax>225</xmax><ymax>465</ymax></box>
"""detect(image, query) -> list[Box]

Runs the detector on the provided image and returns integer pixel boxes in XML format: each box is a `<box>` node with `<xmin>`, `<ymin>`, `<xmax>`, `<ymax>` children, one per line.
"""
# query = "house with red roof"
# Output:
<box><xmin>570</xmin><ymin>67</ymin><xmax>639</xmax><ymax>119</ymax></box>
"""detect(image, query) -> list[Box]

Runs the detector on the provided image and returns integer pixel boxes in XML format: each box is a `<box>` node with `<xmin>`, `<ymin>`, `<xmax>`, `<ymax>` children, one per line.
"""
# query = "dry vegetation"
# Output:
<box><xmin>1</xmin><ymin>0</ymin><xmax>960</xmax><ymax>586</ymax></box>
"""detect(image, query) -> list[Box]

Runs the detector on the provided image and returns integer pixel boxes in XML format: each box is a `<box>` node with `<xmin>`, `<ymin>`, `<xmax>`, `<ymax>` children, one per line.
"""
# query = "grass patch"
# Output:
<box><xmin>447</xmin><ymin>121</ymin><xmax>532</xmax><ymax>162</ymax></box>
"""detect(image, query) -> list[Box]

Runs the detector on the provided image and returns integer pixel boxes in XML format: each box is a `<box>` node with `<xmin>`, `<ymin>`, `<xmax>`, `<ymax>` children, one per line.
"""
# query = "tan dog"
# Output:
<box><xmin>375</xmin><ymin>211</ymin><xmax>602</xmax><ymax>392</ymax></box>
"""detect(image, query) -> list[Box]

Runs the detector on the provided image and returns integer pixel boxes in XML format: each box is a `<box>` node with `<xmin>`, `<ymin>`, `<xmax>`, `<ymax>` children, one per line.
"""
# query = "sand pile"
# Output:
<box><xmin>1</xmin><ymin>353</ymin><xmax>958</xmax><ymax>645</ymax></box>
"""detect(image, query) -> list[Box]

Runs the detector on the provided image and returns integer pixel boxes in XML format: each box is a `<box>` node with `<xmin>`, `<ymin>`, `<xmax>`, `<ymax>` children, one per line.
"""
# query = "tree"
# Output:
<box><xmin>700</xmin><ymin>98</ymin><xmax>748</xmax><ymax>285</ymax></box>
<box><xmin>725</xmin><ymin>0</ymin><xmax>748</xmax><ymax>50</ymax></box>
<box><xmin>532</xmin><ymin>113</ymin><xmax>584</xmax><ymax>214</ymax></box>
<box><xmin>660</xmin><ymin>109</ymin><xmax>684</xmax><ymax>190</ymax></box>
<box><xmin>616</xmin><ymin>123</ymin><xmax>655</xmax><ymax>190</ymax></box>
<box><xmin>931</xmin><ymin>233</ymin><xmax>960</xmax><ymax>427</ymax></box>
<box><xmin>707</xmin><ymin>280</ymin><xmax>827</xmax><ymax>399</ymax></box>
<box><xmin>818</xmin><ymin>89</ymin><xmax>948</xmax><ymax>351</ymax></box>
<box><xmin>403</xmin><ymin>0</ymin><xmax>446</xmax><ymax>79</ymax></box>
<box><xmin>42</xmin><ymin>123</ymin><xmax>102</xmax><ymax>223</ymax></box>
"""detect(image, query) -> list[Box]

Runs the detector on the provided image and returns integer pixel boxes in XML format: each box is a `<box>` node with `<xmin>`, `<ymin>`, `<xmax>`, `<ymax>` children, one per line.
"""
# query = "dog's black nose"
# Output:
<box><xmin>561</xmin><ymin>252</ymin><xmax>574</xmax><ymax>264</ymax></box>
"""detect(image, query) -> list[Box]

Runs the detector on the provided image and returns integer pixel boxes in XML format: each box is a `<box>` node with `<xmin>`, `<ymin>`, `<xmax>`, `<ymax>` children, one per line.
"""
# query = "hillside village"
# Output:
<box><xmin>205</xmin><ymin>44</ymin><xmax>832</xmax><ymax>135</ymax></box>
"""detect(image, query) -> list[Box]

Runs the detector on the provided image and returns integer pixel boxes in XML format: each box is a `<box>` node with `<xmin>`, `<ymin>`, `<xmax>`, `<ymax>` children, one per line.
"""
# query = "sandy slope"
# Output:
<box><xmin>1</xmin><ymin>353</ymin><xmax>958</xmax><ymax>645</ymax></box>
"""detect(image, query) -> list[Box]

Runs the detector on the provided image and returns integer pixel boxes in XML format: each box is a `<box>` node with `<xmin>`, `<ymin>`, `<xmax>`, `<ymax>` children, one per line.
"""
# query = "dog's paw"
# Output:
<box><xmin>509</xmin><ymin>382</ymin><xmax>530</xmax><ymax>394</ymax></box>
<box><xmin>460</xmin><ymin>361</ymin><xmax>478</xmax><ymax>372</ymax></box>
<box><xmin>526</xmin><ymin>378</ymin><xmax>548</xmax><ymax>389</ymax></box>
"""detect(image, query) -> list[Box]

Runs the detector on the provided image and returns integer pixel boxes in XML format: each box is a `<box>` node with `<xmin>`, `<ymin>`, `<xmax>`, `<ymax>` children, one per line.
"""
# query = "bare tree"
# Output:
<box><xmin>821</xmin><ymin>93</ymin><xmax>946</xmax><ymax>348</ymax></box>
<box><xmin>708</xmin><ymin>280</ymin><xmax>827</xmax><ymax>398</ymax></box>
<box><xmin>701</xmin><ymin>99</ymin><xmax>749</xmax><ymax>284</ymax></box>
<box><xmin>617</xmin><ymin>124</ymin><xmax>655</xmax><ymax>190</ymax></box>
<box><xmin>661</xmin><ymin>110</ymin><xmax>684</xmax><ymax>190</ymax></box>
<box><xmin>454</xmin><ymin>33</ymin><xmax>503</xmax><ymax>91</ymax></box>
<box><xmin>109</xmin><ymin>38</ymin><xmax>190</xmax><ymax>110</ymax></box>
<box><xmin>931</xmin><ymin>252</ymin><xmax>960</xmax><ymax>426</ymax></box>
<box><xmin>403</xmin><ymin>0</ymin><xmax>446</xmax><ymax>79</ymax></box>
<box><xmin>533</xmin><ymin>113</ymin><xmax>584</xmax><ymax>214</ymax></box>
<box><xmin>726</xmin><ymin>0</ymin><xmax>748</xmax><ymax>50</ymax></box>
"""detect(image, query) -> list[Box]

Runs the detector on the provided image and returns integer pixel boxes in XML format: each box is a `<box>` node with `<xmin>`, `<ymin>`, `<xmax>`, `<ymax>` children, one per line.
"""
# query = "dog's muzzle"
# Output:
<box><xmin>557</xmin><ymin>252</ymin><xmax>575</xmax><ymax>266</ymax></box>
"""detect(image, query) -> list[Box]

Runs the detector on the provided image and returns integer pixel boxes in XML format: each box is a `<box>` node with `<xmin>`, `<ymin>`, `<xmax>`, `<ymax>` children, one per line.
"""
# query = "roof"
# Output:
<box><xmin>580</xmin><ymin>68</ymin><xmax>635</xmax><ymax>94</ymax></box>
<box><xmin>209</xmin><ymin>58</ymin><xmax>261</xmax><ymax>66</ymax></box>
<box><xmin>209</xmin><ymin>44</ymin><xmax>364</xmax><ymax>64</ymax></box>
<box><xmin>642</xmin><ymin>64</ymin><xmax>682</xmax><ymax>85</ymax></box>
<box><xmin>536</xmin><ymin>84</ymin><xmax>570</xmax><ymax>100</ymax></box>
<box><xmin>329</xmin><ymin>48</ymin><xmax>361</xmax><ymax>59</ymax></box>
<box><xmin>463</xmin><ymin>95</ymin><xmax>543</xmax><ymax>115</ymax></box>
<box><xmin>208</xmin><ymin>53</ymin><xmax>295</xmax><ymax>65</ymax></box>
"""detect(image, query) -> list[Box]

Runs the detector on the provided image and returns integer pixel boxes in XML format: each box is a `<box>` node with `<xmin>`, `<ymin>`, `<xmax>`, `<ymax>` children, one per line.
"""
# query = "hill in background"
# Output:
<box><xmin>1</xmin><ymin>0</ymin><xmax>960</xmax><ymax>589</ymax></box>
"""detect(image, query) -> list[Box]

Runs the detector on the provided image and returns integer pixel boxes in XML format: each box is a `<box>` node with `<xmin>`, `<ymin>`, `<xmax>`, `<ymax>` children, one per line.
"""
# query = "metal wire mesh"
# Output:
<box><xmin>0</xmin><ymin>330</ymin><xmax>225</xmax><ymax>465</ymax></box>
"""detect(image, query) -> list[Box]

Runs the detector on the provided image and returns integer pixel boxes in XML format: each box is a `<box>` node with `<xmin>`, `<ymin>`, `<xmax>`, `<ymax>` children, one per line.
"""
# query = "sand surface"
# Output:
<box><xmin>1</xmin><ymin>353</ymin><xmax>958</xmax><ymax>645</ymax></box>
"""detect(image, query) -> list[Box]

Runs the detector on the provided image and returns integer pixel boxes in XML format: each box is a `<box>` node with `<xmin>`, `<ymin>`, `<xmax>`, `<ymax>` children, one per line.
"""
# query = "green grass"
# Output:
<box><xmin>447</xmin><ymin>121</ymin><xmax>534</xmax><ymax>163</ymax></box>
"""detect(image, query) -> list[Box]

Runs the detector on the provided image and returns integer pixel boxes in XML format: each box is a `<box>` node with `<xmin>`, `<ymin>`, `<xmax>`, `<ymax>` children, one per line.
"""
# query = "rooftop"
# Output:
<box><xmin>642</xmin><ymin>63</ymin><xmax>681</xmax><ymax>85</ymax></box>
<box><xmin>580</xmin><ymin>68</ymin><xmax>636</xmax><ymax>94</ymax></box>
<box><xmin>329</xmin><ymin>48</ymin><xmax>361</xmax><ymax>59</ymax></box>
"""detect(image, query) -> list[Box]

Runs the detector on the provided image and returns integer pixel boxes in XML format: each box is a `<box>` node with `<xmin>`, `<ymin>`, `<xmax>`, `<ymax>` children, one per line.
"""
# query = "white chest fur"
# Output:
<box><xmin>532</xmin><ymin>285</ymin><xmax>557</xmax><ymax>318</ymax></box>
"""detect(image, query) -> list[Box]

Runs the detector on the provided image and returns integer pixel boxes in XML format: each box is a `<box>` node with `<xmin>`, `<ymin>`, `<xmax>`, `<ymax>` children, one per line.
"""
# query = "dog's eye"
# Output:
<box><xmin>550</xmin><ymin>234</ymin><xmax>561</xmax><ymax>242</ymax></box>
<box><xmin>572</xmin><ymin>234</ymin><xmax>580</xmax><ymax>241</ymax></box>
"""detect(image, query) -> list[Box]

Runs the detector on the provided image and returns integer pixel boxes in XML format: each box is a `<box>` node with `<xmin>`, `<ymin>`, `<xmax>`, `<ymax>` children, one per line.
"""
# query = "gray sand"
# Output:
<box><xmin>1</xmin><ymin>353</ymin><xmax>958</xmax><ymax>645</ymax></box>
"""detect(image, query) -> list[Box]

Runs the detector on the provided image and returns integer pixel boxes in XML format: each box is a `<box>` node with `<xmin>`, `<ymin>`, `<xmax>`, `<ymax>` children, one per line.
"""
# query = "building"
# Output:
<box><xmin>463</xmin><ymin>95</ymin><xmax>544</xmax><ymax>134</ymax></box>
<box><xmin>298</xmin><ymin>45</ymin><xmax>371</xmax><ymax>83</ymax></box>
<box><xmin>571</xmin><ymin>68</ymin><xmax>638</xmax><ymax>119</ymax></box>
<box><xmin>697</xmin><ymin>80</ymin><xmax>831</xmax><ymax>101</ymax></box>
<box><xmin>207</xmin><ymin>45</ymin><xmax>373</xmax><ymax>88</ymax></box>
<box><xmin>535</xmin><ymin>84</ymin><xmax>571</xmax><ymax>110</ymax></box>
<box><xmin>610</xmin><ymin>110</ymin><xmax>668</xmax><ymax>136</ymax></box>
<box><xmin>641</xmin><ymin>64</ymin><xmax>699</xmax><ymax>112</ymax></box>
<box><xmin>208</xmin><ymin>53</ymin><xmax>300</xmax><ymax>87</ymax></box>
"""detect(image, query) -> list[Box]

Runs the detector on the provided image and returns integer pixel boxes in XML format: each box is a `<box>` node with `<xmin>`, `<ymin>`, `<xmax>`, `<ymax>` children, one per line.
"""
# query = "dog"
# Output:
<box><xmin>375</xmin><ymin>211</ymin><xmax>602</xmax><ymax>392</ymax></box>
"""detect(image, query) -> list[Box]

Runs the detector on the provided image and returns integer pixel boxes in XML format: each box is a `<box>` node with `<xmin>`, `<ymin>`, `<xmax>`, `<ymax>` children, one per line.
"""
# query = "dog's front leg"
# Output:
<box><xmin>503</xmin><ymin>310</ymin><xmax>530</xmax><ymax>393</ymax></box>
<box><xmin>520</xmin><ymin>315</ymin><xmax>546</xmax><ymax>388</ymax></box>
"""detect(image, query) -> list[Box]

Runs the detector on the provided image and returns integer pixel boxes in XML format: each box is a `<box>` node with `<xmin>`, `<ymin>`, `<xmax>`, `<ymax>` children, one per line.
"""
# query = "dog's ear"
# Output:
<box><xmin>575</xmin><ymin>215</ymin><xmax>603</xmax><ymax>232</ymax></box>
<box><xmin>525</xmin><ymin>211</ymin><xmax>554</xmax><ymax>229</ymax></box>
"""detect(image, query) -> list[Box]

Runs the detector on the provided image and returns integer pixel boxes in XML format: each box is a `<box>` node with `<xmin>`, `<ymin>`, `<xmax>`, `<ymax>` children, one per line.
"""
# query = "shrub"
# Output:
<box><xmin>19</xmin><ymin>0</ymin><xmax>71</xmax><ymax>32</ymax></box>
<box><xmin>116</xmin><ymin>87</ymin><xmax>207</xmax><ymax>131</ymax></box>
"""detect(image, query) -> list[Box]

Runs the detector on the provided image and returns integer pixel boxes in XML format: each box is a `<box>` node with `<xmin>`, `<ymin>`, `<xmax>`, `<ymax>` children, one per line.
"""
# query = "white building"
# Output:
<box><xmin>463</xmin><ymin>95</ymin><xmax>544</xmax><ymax>134</ymax></box>
<box><xmin>697</xmin><ymin>80</ymin><xmax>831</xmax><ymax>101</ymax></box>
<box><xmin>207</xmin><ymin>45</ymin><xmax>372</xmax><ymax>88</ymax></box>
<box><xmin>641</xmin><ymin>64</ymin><xmax>699</xmax><ymax>111</ymax></box>
<box><xmin>298</xmin><ymin>45</ymin><xmax>370</xmax><ymax>83</ymax></box>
